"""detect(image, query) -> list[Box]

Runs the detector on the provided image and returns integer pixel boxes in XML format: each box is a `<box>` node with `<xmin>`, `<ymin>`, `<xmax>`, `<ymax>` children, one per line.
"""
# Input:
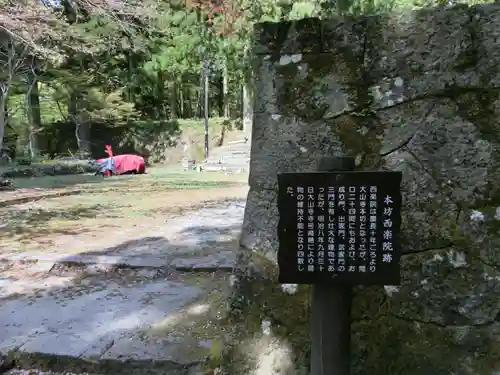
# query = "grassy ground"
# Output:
<box><xmin>1</xmin><ymin>116</ymin><xmax>246</xmax><ymax>174</ymax></box>
<box><xmin>7</xmin><ymin>167</ymin><xmax>246</xmax><ymax>190</ymax></box>
<box><xmin>169</xmin><ymin>117</ymin><xmax>244</xmax><ymax>164</ymax></box>
<box><xmin>0</xmin><ymin>166</ymin><xmax>248</xmax><ymax>256</ymax></box>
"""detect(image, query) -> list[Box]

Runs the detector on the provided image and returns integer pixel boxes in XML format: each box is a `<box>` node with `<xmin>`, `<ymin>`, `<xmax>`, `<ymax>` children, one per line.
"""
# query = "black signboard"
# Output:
<box><xmin>277</xmin><ymin>171</ymin><xmax>402</xmax><ymax>286</ymax></box>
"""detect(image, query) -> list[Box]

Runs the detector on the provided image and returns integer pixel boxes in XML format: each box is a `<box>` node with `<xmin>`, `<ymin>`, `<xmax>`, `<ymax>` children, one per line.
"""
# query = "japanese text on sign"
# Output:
<box><xmin>278</xmin><ymin>171</ymin><xmax>401</xmax><ymax>286</ymax></box>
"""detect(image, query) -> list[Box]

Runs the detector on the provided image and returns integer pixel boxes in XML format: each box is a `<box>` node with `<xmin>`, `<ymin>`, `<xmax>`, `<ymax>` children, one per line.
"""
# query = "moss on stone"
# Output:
<box><xmin>349</xmin><ymin>253</ymin><xmax>500</xmax><ymax>375</ymax></box>
<box><xmin>280</xmin><ymin>17</ymin><xmax>387</xmax><ymax>165</ymax></box>
<box><xmin>222</xmin><ymin>249</ymin><xmax>500</xmax><ymax>375</ymax></box>
<box><xmin>453</xmin><ymin>89</ymin><xmax>500</xmax><ymax>143</ymax></box>
<box><xmin>7</xmin><ymin>349</ymin><xmax>186</xmax><ymax>375</ymax></box>
<box><xmin>244</xmin><ymin>6</ymin><xmax>500</xmax><ymax>374</ymax></box>
<box><xmin>454</xmin><ymin>7</ymin><xmax>481</xmax><ymax>72</ymax></box>
<box><xmin>273</xmin><ymin>25</ymin><xmax>385</xmax><ymax>165</ymax></box>
<box><xmin>219</xmin><ymin>251</ymin><xmax>311</xmax><ymax>374</ymax></box>
<box><xmin>451</xmin><ymin>87</ymin><xmax>500</xmax><ymax>209</ymax></box>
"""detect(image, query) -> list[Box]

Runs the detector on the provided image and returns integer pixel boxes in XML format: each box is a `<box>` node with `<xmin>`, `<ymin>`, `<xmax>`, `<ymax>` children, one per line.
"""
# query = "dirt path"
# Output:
<box><xmin>0</xmin><ymin>171</ymin><xmax>248</xmax><ymax>257</ymax></box>
<box><xmin>0</xmin><ymin>170</ymin><xmax>248</xmax><ymax>375</ymax></box>
<box><xmin>0</xmin><ymin>188</ymin><xmax>83</xmax><ymax>208</ymax></box>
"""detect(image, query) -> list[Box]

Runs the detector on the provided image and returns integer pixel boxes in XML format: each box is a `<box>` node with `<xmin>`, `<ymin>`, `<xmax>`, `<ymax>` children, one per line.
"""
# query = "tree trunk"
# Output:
<box><xmin>26</xmin><ymin>72</ymin><xmax>43</xmax><ymax>157</ymax></box>
<box><xmin>242</xmin><ymin>84</ymin><xmax>253</xmax><ymax>134</ymax></box>
<box><xmin>157</xmin><ymin>70</ymin><xmax>165</xmax><ymax>119</ymax></box>
<box><xmin>77</xmin><ymin>121</ymin><xmax>91</xmax><ymax>157</ymax></box>
<box><xmin>0</xmin><ymin>93</ymin><xmax>6</xmax><ymax>155</ymax></box>
<box><xmin>170</xmin><ymin>81</ymin><xmax>178</xmax><ymax>120</ymax></box>
<box><xmin>223</xmin><ymin>62</ymin><xmax>230</xmax><ymax>118</ymax></box>
<box><xmin>69</xmin><ymin>90</ymin><xmax>91</xmax><ymax>158</ymax></box>
<box><xmin>186</xmin><ymin>86</ymin><xmax>193</xmax><ymax>118</ymax></box>
<box><xmin>218</xmin><ymin>74</ymin><xmax>224</xmax><ymax>117</ymax></box>
<box><xmin>242</xmin><ymin>47</ymin><xmax>253</xmax><ymax>134</ymax></box>
<box><xmin>179</xmin><ymin>84</ymin><xmax>184</xmax><ymax>118</ymax></box>
<box><xmin>127</xmin><ymin>51</ymin><xmax>134</xmax><ymax>102</ymax></box>
<box><xmin>196</xmin><ymin>71</ymin><xmax>204</xmax><ymax>119</ymax></box>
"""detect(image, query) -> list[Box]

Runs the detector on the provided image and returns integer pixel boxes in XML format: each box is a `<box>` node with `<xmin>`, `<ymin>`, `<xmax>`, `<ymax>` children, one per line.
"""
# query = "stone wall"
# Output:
<box><xmin>227</xmin><ymin>4</ymin><xmax>500</xmax><ymax>375</ymax></box>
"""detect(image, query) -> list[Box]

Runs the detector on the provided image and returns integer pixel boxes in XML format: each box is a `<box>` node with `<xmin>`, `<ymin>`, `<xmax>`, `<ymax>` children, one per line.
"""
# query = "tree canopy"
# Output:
<box><xmin>0</xmin><ymin>0</ymin><xmax>488</xmax><ymax>159</ymax></box>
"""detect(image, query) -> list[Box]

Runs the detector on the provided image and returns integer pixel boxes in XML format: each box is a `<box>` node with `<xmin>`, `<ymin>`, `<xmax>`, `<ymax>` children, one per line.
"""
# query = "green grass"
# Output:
<box><xmin>10</xmin><ymin>173</ymin><xmax>108</xmax><ymax>190</ymax></box>
<box><xmin>177</xmin><ymin>117</ymin><xmax>229</xmax><ymax>132</ymax></box>
<box><xmin>8</xmin><ymin>165</ymin><xmax>247</xmax><ymax>191</ymax></box>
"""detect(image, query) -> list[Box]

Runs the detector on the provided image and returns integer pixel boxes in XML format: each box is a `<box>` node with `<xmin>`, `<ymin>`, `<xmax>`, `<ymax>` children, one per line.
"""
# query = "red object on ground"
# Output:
<box><xmin>112</xmin><ymin>154</ymin><xmax>146</xmax><ymax>175</ymax></box>
<box><xmin>96</xmin><ymin>145</ymin><xmax>146</xmax><ymax>176</ymax></box>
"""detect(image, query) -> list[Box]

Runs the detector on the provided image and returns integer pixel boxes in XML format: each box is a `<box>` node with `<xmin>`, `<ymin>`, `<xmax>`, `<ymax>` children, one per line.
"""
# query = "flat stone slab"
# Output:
<box><xmin>3</xmin><ymin>253</ymin><xmax>169</xmax><ymax>268</ymax></box>
<box><xmin>170</xmin><ymin>251</ymin><xmax>236</xmax><ymax>271</ymax></box>
<box><xmin>0</xmin><ymin>269</ymin><xmax>213</xmax><ymax>364</ymax></box>
<box><xmin>1</xmin><ymin>280</ymin><xmax>199</xmax><ymax>358</ymax></box>
<box><xmin>4</xmin><ymin>366</ymin><xmax>205</xmax><ymax>375</ymax></box>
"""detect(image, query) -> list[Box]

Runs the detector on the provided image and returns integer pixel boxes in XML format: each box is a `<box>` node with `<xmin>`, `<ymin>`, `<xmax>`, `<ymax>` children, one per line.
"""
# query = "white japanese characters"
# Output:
<box><xmin>307</xmin><ymin>186</ymin><xmax>316</xmax><ymax>272</ymax></box>
<box><xmin>295</xmin><ymin>186</ymin><xmax>305</xmax><ymax>272</ymax></box>
<box><xmin>347</xmin><ymin>186</ymin><xmax>357</xmax><ymax>271</ymax></box>
<box><xmin>287</xmin><ymin>180</ymin><xmax>396</xmax><ymax>278</ymax></box>
<box><xmin>358</xmin><ymin>186</ymin><xmax>368</xmax><ymax>272</ymax></box>
<box><xmin>382</xmin><ymin>193</ymin><xmax>394</xmax><ymax>265</ymax></box>
<box><xmin>368</xmin><ymin>185</ymin><xmax>378</xmax><ymax>272</ymax></box>
<box><xmin>327</xmin><ymin>186</ymin><xmax>336</xmax><ymax>272</ymax></box>
<box><xmin>316</xmin><ymin>187</ymin><xmax>325</xmax><ymax>272</ymax></box>
<box><xmin>337</xmin><ymin>186</ymin><xmax>346</xmax><ymax>272</ymax></box>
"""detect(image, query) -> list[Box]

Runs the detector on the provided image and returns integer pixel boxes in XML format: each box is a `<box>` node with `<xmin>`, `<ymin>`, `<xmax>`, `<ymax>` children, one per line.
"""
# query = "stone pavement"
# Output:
<box><xmin>202</xmin><ymin>139</ymin><xmax>250</xmax><ymax>174</ymax></box>
<box><xmin>0</xmin><ymin>199</ymin><xmax>246</xmax><ymax>375</ymax></box>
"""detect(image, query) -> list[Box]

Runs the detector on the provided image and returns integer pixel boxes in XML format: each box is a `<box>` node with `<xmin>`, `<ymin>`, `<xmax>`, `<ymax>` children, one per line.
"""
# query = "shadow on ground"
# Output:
<box><xmin>0</xmin><ymin>203</ymin><xmax>118</xmax><ymax>240</ymax></box>
<box><xmin>180</xmin><ymin>225</ymin><xmax>240</xmax><ymax>238</ymax></box>
<box><xmin>58</xmin><ymin>236</ymin><xmax>174</xmax><ymax>261</ymax></box>
<box><xmin>147</xmin><ymin>180</ymin><xmax>237</xmax><ymax>190</ymax></box>
<box><xmin>11</xmin><ymin>173</ymin><xmax>110</xmax><ymax>190</ymax></box>
<box><xmin>86</xmin><ymin>180</ymin><xmax>240</xmax><ymax>197</ymax></box>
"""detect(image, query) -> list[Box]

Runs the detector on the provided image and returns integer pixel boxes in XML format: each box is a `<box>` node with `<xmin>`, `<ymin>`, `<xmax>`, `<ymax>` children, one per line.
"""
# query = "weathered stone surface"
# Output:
<box><xmin>229</xmin><ymin>4</ymin><xmax>500</xmax><ymax>375</ymax></box>
<box><xmin>0</xmin><ymin>266</ymin><xmax>232</xmax><ymax>375</ymax></box>
<box><xmin>202</xmin><ymin>142</ymin><xmax>251</xmax><ymax>174</ymax></box>
<box><xmin>0</xmin><ymin>280</ymin><xmax>201</xmax><ymax>358</ymax></box>
<box><xmin>170</xmin><ymin>251</ymin><xmax>236</xmax><ymax>271</ymax></box>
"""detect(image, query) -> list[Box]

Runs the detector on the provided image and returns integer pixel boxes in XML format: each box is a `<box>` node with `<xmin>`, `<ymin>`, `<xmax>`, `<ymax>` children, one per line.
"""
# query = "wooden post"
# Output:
<box><xmin>310</xmin><ymin>156</ymin><xmax>355</xmax><ymax>375</ymax></box>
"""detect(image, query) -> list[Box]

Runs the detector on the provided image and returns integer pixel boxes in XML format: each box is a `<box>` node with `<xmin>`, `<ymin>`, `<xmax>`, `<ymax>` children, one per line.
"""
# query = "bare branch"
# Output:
<box><xmin>0</xmin><ymin>1</ymin><xmax>160</xmax><ymax>61</ymax></box>
<box><xmin>55</xmin><ymin>100</ymin><xmax>69</xmax><ymax>122</ymax></box>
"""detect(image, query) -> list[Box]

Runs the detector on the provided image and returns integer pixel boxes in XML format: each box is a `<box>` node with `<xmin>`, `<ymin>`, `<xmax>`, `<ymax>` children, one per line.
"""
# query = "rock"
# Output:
<box><xmin>0</xmin><ymin>353</ymin><xmax>14</xmax><ymax>373</ymax></box>
<box><xmin>0</xmin><ymin>279</ymin><xmax>200</xmax><ymax>357</ymax></box>
<box><xmin>202</xmin><ymin>143</ymin><xmax>250</xmax><ymax>174</ymax></box>
<box><xmin>227</xmin><ymin>6</ymin><xmax>500</xmax><ymax>375</ymax></box>
<box><xmin>171</xmin><ymin>251</ymin><xmax>236</xmax><ymax>271</ymax></box>
<box><xmin>0</xmin><ymin>179</ymin><xmax>13</xmax><ymax>191</ymax></box>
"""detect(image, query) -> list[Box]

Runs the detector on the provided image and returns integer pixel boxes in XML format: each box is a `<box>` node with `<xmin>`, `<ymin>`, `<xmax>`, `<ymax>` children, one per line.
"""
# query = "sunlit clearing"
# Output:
<box><xmin>248</xmin><ymin>336</ymin><xmax>295</xmax><ymax>375</ymax></box>
<box><xmin>0</xmin><ymin>275</ymin><xmax>74</xmax><ymax>298</ymax></box>
<box><xmin>150</xmin><ymin>313</ymin><xmax>184</xmax><ymax>330</ymax></box>
<box><xmin>100</xmin><ymin>310</ymin><xmax>149</xmax><ymax>332</ymax></box>
<box><xmin>187</xmin><ymin>303</ymin><xmax>210</xmax><ymax>315</ymax></box>
<box><xmin>149</xmin><ymin>303</ymin><xmax>210</xmax><ymax>332</ymax></box>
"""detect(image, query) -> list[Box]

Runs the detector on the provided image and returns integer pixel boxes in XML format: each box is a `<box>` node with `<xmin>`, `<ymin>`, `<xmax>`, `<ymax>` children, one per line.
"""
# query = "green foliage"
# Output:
<box><xmin>2</xmin><ymin>0</ymin><xmax>495</xmax><ymax>160</ymax></box>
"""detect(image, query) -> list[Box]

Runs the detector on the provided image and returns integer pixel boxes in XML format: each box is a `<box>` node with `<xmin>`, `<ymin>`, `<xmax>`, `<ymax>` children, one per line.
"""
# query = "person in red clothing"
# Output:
<box><xmin>104</xmin><ymin>144</ymin><xmax>113</xmax><ymax>157</ymax></box>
